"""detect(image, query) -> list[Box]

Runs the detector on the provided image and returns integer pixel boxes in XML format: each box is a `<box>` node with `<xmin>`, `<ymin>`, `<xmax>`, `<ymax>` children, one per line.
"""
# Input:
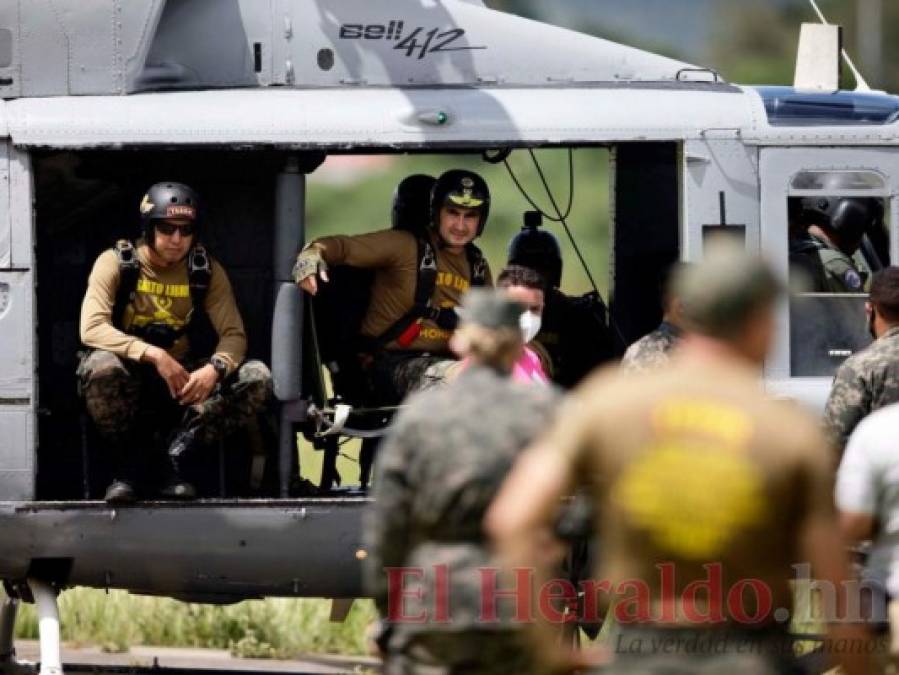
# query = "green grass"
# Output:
<box><xmin>13</xmin><ymin>590</ymin><xmax>376</xmax><ymax>658</ymax></box>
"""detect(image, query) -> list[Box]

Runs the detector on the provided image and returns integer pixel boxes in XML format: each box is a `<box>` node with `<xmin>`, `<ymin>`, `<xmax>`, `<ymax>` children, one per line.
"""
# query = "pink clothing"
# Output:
<box><xmin>512</xmin><ymin>346</ymin><xmax>550</xmax><ymax>385</ymax></box>
<box><xmin>458</xmin><ymin>346</ymin><xmax>549</xmax><ymax>386</ymax></box>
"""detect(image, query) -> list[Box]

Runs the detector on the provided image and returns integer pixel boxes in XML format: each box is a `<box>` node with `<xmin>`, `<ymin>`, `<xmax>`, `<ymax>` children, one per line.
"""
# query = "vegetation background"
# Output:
<box><xmin>14</xmin><ymin>0</ymin><xmax>887</xmax><ymax>659</ymax></box>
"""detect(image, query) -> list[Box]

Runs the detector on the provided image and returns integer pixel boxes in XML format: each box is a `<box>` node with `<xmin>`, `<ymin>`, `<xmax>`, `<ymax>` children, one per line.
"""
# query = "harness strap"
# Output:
<box><xmin>373</xmin><ymin>237</ymin><xmax>438</xmax><ymax>349</ymax></box>
<box><xmin>112</xmin><ymin>241</ymin><xmax>213</xmax><ymax>355</ymax></box>
<box><xmin>112</xmin><ymin>240</ymin><xmax>140</xmax><ymax>329</ymax></box>
<box><xmin>465</xmin><ymin>243</ymin><xmax>488</xmax><ymax>287</ymax></box>
<box><xmin>371</xmin><ymin>239</ymin><xmax>486</xmax><ymax>350</ymax></box>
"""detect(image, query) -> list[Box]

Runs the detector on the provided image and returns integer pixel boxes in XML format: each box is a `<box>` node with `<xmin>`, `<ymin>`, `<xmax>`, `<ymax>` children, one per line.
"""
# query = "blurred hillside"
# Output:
<box><xmin>488</xmin><ymin>0</ymin><xmax>898</xmax><ymax>92</ymax></box>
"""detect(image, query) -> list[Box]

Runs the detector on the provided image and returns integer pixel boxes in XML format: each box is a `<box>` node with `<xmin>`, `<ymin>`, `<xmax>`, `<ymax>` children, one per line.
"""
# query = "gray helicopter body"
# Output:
<box><xmin>0</xmin><ymin>0</ymin><xmax>897</xmax><ymax>606</ymax></box>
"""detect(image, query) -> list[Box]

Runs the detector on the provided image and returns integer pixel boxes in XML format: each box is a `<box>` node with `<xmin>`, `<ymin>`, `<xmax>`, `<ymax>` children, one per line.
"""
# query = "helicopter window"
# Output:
<box><xmin>756</xmin><ymin>86</ymin><xmax>899</xmax><ymax>127</ymax></box>
<box><xmin>787</xmin><ymin>171</ymin><xmax>890</xmax><ymax>377</ymax></box>
<box><xmin>791</xmin><ymin>171</ymin><xmax>885</xmax><ymax>191</ymax></box>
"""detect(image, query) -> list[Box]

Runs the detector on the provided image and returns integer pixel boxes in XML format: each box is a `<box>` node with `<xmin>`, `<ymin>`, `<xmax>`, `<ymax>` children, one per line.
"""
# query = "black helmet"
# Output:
<box><xmin>507</xmin><ymin>211</ymin><xmax>562</xmax><ymax>288</ymax></box>
<box><xmin>392</xmin><ymin>174</ymin><xmax>436</xmax><ymax>233</ymax></box>
<box><xmin>796</xmin><ymin>195</ymin><xmax>883</xmax><ymax>244</ymax></box>
<box><xmin>139</xmin><ymin>182</ymin><xmax>201</xmax><ymax>241</ymax></box>
<box><xmin>430</xmin><ymin>169</ymin><xmax>491</xmax><ymax>236</ymax></box>
<box><xmin>792</xmin><ymin>173</ymin><xmax>884</xmax><ymax>246</ymax></box>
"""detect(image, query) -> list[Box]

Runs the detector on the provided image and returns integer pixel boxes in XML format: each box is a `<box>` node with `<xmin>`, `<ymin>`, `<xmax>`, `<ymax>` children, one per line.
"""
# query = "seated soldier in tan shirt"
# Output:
<box><xmin>293</xmin><ymin>169</ymin><xmax>493</xmax><ymax>404</ymax></box>
<box><xmin>79</xmin><ymin>182</ymin><xmax>272</xmax><ymax>503</ymax></box>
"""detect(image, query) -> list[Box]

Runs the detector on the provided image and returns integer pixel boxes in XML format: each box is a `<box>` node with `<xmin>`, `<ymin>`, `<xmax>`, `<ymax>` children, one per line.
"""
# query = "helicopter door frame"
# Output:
<box><xmin>0</xmin><ymin>143</ymin><xmax>36</xmax><ymax>501</ymax></box>
<box><xmin>760</xmin><ymin>146</ymin><xmax>899</xmax><ymax>408</ymax></box>
<box><xmin>682</xmin><ymin>138</ymin><xmax>761</xmax><ymax>261</ymax></box>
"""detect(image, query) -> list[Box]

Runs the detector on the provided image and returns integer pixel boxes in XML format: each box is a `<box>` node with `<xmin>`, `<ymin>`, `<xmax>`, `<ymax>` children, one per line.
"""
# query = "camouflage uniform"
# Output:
<box><xmin>78</xmin><ymin>350</ymin><xmax>272</xmax><ymax>445</ymax></box>
<box><xmin>371</xmin><ymin>351</ymin><xmax>461</xmax><ymax>405</ymax></box>
<box><xmin>824</xmin><ymin>325</ymin><xmax>899</xmax><ymax>452</ymax></box>
<box><xmin>790</xmin><ymin>232</ymin><xmax>866</xmax><ymax>293</ymax></box>
<box><xmin>365</xmin><ymin>365</ymin><xmax>558</xmax><ymax>675</ymax></box>
<box><xmin>621</xmin><ymin>321</ymin><xmax>681</xmax><ymax>373</ymax></box>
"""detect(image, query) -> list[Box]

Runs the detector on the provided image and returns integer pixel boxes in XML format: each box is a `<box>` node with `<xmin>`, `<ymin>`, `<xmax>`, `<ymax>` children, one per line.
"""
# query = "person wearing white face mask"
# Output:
<box><xmin>496</xmin><ymin>265</ymin><xmax>552</xmax><ymax>385</ymax></box>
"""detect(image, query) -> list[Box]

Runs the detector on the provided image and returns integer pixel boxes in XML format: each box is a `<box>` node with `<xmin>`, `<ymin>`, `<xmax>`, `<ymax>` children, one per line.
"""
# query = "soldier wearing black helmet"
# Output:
<box><xmin>391</xmin><ymin>173</ymin><xmax>436</xmax><ymax>232</ymax></box>
<box><xmin>789</xmin><ymin>189</ymin><xmax>883</xmax><ymax>293</ymax></box>
<box><xmin>507</xmin><ymin>212</ymin><xmax>614</xmax><ymax>387</ymax></box>
<box><xmin>78</xmin><ymin>182</ymin><xmax>272</xmax><ymax>503</ymax></box>
<box><xmin>294</xmin><ymin>169</ymin><xmax>492</xmax><ymax>402</ymax></box>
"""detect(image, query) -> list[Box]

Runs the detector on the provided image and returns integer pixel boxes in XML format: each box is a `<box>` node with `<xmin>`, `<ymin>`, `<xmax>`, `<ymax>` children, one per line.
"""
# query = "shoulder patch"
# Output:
<box><xmin>843</xmin><ymin>269</ymin><xmax>863</xmax><ymax>292</ymax></box>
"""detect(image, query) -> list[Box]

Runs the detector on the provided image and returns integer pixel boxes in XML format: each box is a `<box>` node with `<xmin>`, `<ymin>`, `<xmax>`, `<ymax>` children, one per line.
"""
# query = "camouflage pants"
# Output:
<box><xmin>598</xmin><ymin>627</ymin><xmax>805</xmax><ymax>675</ymax></box>
<box><xmin>385</xmin><ymin>631</ymin><xmax>537</xmax><ymax>675</ymax></box>
<box><xmin>372</xmin><ymin>351</ymin><xmax>460</xmax><ymax>404</ymax></box>
<box><xmin>77</xmin><ymin>350</ymin><xmax>272</xmax><ymax>446</ymax></box>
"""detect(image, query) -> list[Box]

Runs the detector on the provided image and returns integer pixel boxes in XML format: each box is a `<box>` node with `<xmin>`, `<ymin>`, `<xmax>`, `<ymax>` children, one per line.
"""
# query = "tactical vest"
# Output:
<box><xmin>111</xmin><ymin>240</ymin><xmax>215</xmax><ymax>355</ymax></box>
<box><xmin>373</xmin><ymin>237</ymin><xmax>488</xmax><ymax>349</ymax></box>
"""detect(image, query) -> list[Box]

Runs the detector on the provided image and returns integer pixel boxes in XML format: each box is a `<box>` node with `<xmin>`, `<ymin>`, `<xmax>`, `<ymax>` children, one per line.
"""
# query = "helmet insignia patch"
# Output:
<box><xmin>140</xmin><ymin>195</ymin><xmax>155</xmax><ymax>215</ymax></box>
<box><xmin>165</xmin><ymin>205</ymin><xmax>197</xmax><ymax>219</ymax></box>
<box><xmin>447</xmin><ymin>192</ymin><xmax>484</xmax><ymax>208</ymax></box>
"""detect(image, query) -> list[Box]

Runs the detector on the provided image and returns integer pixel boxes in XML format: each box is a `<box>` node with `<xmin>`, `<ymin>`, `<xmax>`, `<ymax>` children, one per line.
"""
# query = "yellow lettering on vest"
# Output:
<box><xmin>136</xmin><ymin>279</ymin><xmax>190</xmax><ymax>299</ymax></box>
<box><xmin>420</xmin><ymin>327</ymin><xmax>450</xmax><ymax>341</ymax></box>
<box><xmin>164</xmin><ymin>284</ymin><xmax>190</xmax><ymax>298</ymax></box>
<box><xmin>652</xmin><ymin>400</ymin><xmax>752</xmax><ymax>447</ymax></box>
<box><xmin>436</xmin><ymin>273</ymin><xmax>469</xmax><ymax>293</ymax></box>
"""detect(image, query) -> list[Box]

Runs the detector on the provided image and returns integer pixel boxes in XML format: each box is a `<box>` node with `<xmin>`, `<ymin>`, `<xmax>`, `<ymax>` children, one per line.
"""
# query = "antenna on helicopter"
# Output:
<box><xmin>805</xmin><ymin>0</ymin><xmax>871</xmax><ymax>91</ymax></box>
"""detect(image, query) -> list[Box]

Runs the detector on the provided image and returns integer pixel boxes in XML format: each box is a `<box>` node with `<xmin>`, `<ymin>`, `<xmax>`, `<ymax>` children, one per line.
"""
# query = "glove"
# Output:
<box><xmin>292</xmin><ymin>246</ymin><xmax>328</xmax><ymax>285</ymax></box>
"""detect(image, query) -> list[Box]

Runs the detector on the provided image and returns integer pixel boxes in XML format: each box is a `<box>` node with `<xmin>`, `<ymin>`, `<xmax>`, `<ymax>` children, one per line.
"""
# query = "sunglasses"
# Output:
<box><xmin>155</xmin><ymin>221</ymin><xmax>195</xmax><ymax>237</ymax></box>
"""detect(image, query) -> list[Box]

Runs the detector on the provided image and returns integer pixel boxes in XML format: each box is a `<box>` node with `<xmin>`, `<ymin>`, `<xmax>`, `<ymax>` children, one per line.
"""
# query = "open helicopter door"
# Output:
<box><xmin>761</xmin><ymin>147</ymin><xmax>899</xmax><ymax>410</ymax></box>
<box><xmin>0</xmin><ymin>143</ymin><xmax>35</xmax><ymax>501</ymax></box>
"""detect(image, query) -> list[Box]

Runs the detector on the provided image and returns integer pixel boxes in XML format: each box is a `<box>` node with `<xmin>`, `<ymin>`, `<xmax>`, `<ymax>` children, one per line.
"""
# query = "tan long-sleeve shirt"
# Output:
<box><xmin>310</xmin><ymin>229</ymin><xmax>492</xmax><ymax>353</ymax></box>
<box><xmin>80</xmin><ymin>244</ymin><xmax>247</xmax><ymax>374</ymax></box>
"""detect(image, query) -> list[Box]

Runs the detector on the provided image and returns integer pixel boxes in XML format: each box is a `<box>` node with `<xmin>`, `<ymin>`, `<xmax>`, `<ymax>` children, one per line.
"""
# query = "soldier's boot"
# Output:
<box><xmin>160</xmin><ymin>455</ymin><xmax>196</xmax><ymax>500</ymax></box>
<box><xmin>103</xmin><ymin>438</ymin><xmax>138</xmax><ymax>504</ymax></box>
<box><xmin>104</xmin><ymin>479</ymin><xmax>136</xmax><ymax>504</ymax></box>
<box><xmin>160</xmin><ymin>412</ymin><xmax>201</xmax><ymax>500</ymax></box>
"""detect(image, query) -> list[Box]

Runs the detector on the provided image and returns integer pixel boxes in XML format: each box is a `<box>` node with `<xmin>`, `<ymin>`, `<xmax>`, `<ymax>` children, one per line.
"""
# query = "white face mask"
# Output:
<box><xmin>519</xmin><ymin>311</ymin><xmax>542</xmax><ymax>344</ymax></box>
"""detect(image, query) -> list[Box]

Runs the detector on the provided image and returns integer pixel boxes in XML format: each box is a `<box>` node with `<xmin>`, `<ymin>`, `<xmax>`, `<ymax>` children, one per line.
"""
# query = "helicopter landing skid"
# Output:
<box><xmin>0</xmin><ymin>594</ymin><xmax>36</xmax><ymax>675</ymax></box>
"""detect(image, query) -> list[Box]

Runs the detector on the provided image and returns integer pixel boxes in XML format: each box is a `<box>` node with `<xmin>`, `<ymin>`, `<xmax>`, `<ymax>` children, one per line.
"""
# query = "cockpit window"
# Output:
<box><xmin>791</xmin><ymin>171</ymin><xmax>885</xmax><ymax>191</ymax></box>
<box><xmin>756</xmin><ymin>86</ymin><xmax>899</xmax><ymax>127</ymax></box>
<box><xmin>787</xmin><ymin>170</ymin><xmax>890</xmax><ymax>376</ymax></box>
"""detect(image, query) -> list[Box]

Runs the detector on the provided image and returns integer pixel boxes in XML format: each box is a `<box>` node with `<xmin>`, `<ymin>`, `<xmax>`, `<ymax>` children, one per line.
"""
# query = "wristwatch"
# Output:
<box><xmin>209</xmin><ymin>355</ymin><xmax>228</xmax><ymax>382</ymax></box>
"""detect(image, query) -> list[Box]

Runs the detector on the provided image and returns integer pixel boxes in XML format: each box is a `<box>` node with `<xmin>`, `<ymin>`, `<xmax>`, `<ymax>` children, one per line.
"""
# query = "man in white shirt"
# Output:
<box><xmin>836</xmin><ymin>403</ymin><xmax>899</xmax><ymax>661</ymax></box>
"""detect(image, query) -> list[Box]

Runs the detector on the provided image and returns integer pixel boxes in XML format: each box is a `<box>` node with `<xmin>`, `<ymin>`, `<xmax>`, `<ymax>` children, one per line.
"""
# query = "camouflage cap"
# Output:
<box><xmin>456</xmin><ymin>288</ymin><xmax>524</xmax><ymax>330</ymax></box>
<box><xmin>673</xmin><ymin>242</ymin><xmax>784</xmax><ymax>338</ymax></box>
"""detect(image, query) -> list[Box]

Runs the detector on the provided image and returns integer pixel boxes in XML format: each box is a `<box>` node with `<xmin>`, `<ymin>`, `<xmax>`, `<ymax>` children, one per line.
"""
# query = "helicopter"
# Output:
<box><xmin>1</xmin><ymin>1</ymin><xmax>898</xmax><ymax>673</ymax></box>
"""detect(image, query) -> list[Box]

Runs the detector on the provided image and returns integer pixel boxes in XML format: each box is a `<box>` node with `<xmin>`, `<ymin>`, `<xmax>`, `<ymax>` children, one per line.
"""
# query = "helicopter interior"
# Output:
<box><xmin>30</xmin><ymin>142</ymin><xmax>680</xmax><ymax>502</ymax></box>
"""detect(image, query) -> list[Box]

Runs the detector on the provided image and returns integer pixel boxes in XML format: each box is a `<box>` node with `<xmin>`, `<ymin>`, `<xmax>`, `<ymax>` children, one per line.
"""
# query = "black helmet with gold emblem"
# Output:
<box><xmin>430</xmin><ymin>169</ymin><xmax>491</xmax><ymax>236</ymax></box>
<box><xmin>139</xmin><ymin>182</ymin><xmax>201</xmax><ymax>242</ymax></box>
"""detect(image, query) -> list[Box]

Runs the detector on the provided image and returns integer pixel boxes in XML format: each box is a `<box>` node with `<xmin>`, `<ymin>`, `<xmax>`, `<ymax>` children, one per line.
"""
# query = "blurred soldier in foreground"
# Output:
<box><xmin>507</xmin><ymin>212</ymin><xmax>614</xmax><ymax>387</ymax></box>
<box><xmin>621</xmin><ymin>263</ymin><xmax>685</xmax><ymax>372</ymax></box>
<box><xmin>824</xmin><ymin>267</ymin><xmax>899</xmax><ymax>453</ymax></box>
<box><xmin>837</xmin><ymin>402</ymin><xmax>899</xmax><ymax>670</ymax></box>
<box><xmin>365</xmin><ymin>289</ymin><xmax>558</xmax><ymax>675</ymax></box>
<box><xmin>488</xmin><ymin>246</ymin><xmax>869</xmax><ymax>675</ymax></box>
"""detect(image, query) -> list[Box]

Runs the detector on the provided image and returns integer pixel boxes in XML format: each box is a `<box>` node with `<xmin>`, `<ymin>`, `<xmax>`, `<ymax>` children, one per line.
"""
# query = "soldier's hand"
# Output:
<box><xmin>292</xmin><ymin>247</ymin><xmax>329</xmax><ymax>296</ymax></box>
<box><xmin>143</xmin><ymin>346</ymin><xmax>190</xmax><ymax>398</ymax></box>
<box><xmin>179</xmin><ymin>364</ymin><xmax>218</xmax><ymax>406</ymax></box>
